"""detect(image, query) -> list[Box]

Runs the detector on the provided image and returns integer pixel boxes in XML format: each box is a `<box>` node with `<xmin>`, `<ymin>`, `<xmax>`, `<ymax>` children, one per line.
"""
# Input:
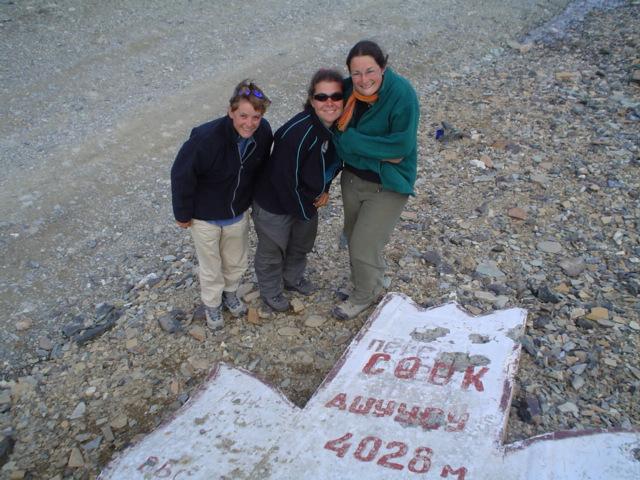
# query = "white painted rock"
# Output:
<box><xmin>100</xmin><ymin>294</ymin><xmax>640</xmax><ymax>479</ymax></box>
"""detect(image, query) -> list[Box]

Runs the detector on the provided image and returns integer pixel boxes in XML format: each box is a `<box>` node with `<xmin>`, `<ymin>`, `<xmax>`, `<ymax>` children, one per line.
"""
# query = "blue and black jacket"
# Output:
<box><xmin>254</xmin><ymin>107</ymin><xmax>341</xmax><ymax>220</ymax></box>
<box><xmin>171</xmin><ymin>115</ymin><xmax>272</xmax><ymax>222</ymax></box>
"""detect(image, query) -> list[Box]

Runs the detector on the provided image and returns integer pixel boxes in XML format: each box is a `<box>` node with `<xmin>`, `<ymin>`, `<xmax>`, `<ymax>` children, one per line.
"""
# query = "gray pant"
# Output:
<box><xmin>252</xmin><ymin>202</ymin><xmax>318</xmax><ymax>298</ymax></box>
<box><xmin>341</xmin><ymin>169</ymin><xmax>408</xmax><ymax>305</ymax></box>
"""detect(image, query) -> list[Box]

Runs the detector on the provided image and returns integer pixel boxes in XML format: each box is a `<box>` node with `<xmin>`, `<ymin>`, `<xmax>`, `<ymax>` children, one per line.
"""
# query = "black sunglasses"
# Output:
<box><xmin>313</xmin><ymin>92</ymin><xmax>344</xmax><ymax>102</ymax></box>
<box><xmin>236</xmin><ymin>86</ymin><xmax>265</xmax><ymax>99</ymax></box>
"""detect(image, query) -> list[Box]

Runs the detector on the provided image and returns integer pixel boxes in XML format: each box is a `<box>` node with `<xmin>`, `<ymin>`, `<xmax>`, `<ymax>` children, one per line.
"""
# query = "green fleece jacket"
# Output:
<box><xmin>334</xmin><ymin>67</ymin><xmax>419</xmax><ymax>195</ymax></box>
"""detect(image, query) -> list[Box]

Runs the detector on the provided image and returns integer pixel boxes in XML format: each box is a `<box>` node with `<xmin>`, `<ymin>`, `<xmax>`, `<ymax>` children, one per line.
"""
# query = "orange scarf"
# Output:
<box><xmin>337</xmin><ymin>90</ymin><xmax>379</xmax><ymax>132</ymax></box>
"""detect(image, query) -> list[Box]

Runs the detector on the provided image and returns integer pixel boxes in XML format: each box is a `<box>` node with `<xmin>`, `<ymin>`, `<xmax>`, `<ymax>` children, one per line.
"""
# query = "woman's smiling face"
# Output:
<box><xmin>310</xmin><ymin>80</ymin><xmax>344</xmax><ymax>127</ymax></box>
<box><xmin>349</xmin><ymin>55</ymin><xmax>384</xmax><ymax>96</ymax></box>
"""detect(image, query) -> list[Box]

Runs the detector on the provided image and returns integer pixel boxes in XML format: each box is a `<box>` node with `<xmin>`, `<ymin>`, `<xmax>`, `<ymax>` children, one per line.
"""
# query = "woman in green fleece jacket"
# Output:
<box><xmin>332</xmin><ymin>40</ymin><xmax>420</xmax><ymax>320</ymax></box>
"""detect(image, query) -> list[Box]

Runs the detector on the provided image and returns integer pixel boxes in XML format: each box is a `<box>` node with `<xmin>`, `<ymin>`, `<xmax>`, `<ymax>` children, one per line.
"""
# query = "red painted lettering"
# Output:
<box><xmin>372</xmin><ymin>399</ymin><xmax>396</xmax><ymax>417</ymax></box>
<box><xmin>325</xmin><ymin>393</ymin><xmax>347</xmax><ymax>410</ymax></box>
<box><xmin>461</xmin><ymin>366</ymin><xmax>489</xmax><ymax>391</ymax></box>
<box><xmin>408</xmin><ymin>447</ymin><xmax>433</xmax><ymax>474</ymax></box>
<box><xmin>394</xmin><ymin>356</ymin><xmax>421</xmax><ymax>379</ymax></box>
<box><xmin>354</xmin><ymin>436</ymin><xmax>382</xmax><ymax>462</ymax></box>
<box><xmin>324</xmin><ymin>433</ymin><xmax>353</xmax><ymax>458</ymax></box>
<box><xmin>376</xmin><ymin>441</ymin><xmax>407</xmax><ymax>470</ymax></box>
<box><xmin>394</xmin><ymin>403</ymin><xmax>420</xmax><ymax>426</ymax></box>
<box><xmin>441</xmin><ymin>465</ymin><xmax>468</xmax><ymax>479</ymax></box>
<box><xmin>446</xmin><ymin>412</ymin><xmax>470</xmax><ymax>432</ymax></box>
<box><xmin>419</xmin><ymin>407</ymin><xmax>444</xmax><ymax>430</ymax></box>
<box><xmin>363</xmin><ymin>353</ymin><xmax>390</xmax><ymax>375</ymax></box>
<box><xmin>349</xmin><ymin>396</ymin><xmax>376</xmax><ymax>415</ymax></box>
<box><xmin>429</xmin><ymin>361</ymin><xmax>455</xmax><ymax>385</ymax></box>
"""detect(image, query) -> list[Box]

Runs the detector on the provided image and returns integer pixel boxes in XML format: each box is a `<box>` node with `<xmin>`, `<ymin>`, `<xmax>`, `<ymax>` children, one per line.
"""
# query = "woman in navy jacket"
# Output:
<box><xmin>171</xmin><ymin>80</ymin><xmax>272</xmax><ymax>329</ymax></box>
<box><xmin>252</xmin><ymin>69</ymin><xmax>344</xmax><ymax>311</ymax></box>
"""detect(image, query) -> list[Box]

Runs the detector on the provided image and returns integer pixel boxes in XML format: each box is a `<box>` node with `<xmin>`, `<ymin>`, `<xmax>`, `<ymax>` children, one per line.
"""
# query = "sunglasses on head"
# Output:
<box><xmin>313</xmin><ymin>92</ymin><xmax>344</xmax><ymax>102</ymax></box>
<box><xmin>236</xmin><ymin>86</ymin><xmax>265</xmax><ymax>99</ymax></box>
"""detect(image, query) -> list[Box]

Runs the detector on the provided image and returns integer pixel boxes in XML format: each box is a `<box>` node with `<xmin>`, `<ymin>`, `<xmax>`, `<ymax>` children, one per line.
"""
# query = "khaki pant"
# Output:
<box><xmin>341</xmin><ymin>170</ymin><xmax>408</xmax><ymax>305</ymax></box>
<box><xmin>190</xmin><ymin>214</ymin><xmax>249</xmax><ymax>308</ymax></box>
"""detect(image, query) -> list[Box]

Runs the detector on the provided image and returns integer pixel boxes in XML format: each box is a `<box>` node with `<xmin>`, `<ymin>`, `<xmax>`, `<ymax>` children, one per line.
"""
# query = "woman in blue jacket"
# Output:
<box><xmin>252</xmin><ymin>69</ymin><xmax>344</xmax><ymax>311</ymax></box>
<box><xmin>171</xmin><ymin>80</ymin><xmax>272</xmax><ymax>330</ymax></box>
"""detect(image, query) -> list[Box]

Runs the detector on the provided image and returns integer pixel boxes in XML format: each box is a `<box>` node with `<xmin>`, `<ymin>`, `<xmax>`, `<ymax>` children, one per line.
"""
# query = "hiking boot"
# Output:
<box><xmin>262</xmin><ymin>293</ymin><xmax>290</xmax><ymax>312</ymax></box>
<box><xmin>205</xmin><ymin>304</ymin><xmax>224</xmax><ymax>330</ymax></box>
<box><xmin>336</xmin><ymin>277</ymin><xmax>390</xmax><ymax>301</ymax></box>
<box><xmin>222</xmin><ymin>291</ymin><xmax>247</xmax><ymax>317</ymax></box>
<box><xmin>284</xmin><ymin>277</ymin><xmax>316</xmax><ymax>296</ymax></box>
<box><xmin>331</xmin><ymin>300</ymin><xmax>372</xmax><ymax>321</ymax></box>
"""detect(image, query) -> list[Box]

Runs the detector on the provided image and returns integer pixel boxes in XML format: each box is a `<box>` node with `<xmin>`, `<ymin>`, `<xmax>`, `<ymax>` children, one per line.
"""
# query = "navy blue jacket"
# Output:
<box><xmin>254</xmin><ymin>108</ymin><xmax>341</xmax><ymax>220</ymax></box>
<box><xmin>171</xmin><ymin>115</ymin><xmax>272</xmax><ymax>222</ymax></box>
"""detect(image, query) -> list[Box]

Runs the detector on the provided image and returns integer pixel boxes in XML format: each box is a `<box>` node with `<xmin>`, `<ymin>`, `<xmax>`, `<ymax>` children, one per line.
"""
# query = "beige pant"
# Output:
<box><xmin>190</xmin><ymin>214</ymin><xmax>249</xmax><ymax>308</ymax></box>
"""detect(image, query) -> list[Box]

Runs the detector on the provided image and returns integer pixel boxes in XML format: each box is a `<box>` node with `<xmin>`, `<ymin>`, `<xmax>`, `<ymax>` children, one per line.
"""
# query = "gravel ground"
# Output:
<box><xmin>1</xmin><ymin>1</ymin><xmax>639</xmax><ymax>479</ymax></box>
<box><xmin>1</xmin><ymin>0</ymin><xmax>573</xmax><ymax>372</ymax></box>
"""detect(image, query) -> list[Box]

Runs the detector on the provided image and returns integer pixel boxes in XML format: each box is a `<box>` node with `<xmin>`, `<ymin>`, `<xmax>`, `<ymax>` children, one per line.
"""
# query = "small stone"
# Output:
<box><xmin>558</xmin><ymin>401</ymin><xmax>579</xmax><ymax>415</ymax></box>
<box><xmin>559</xmin><ymin>258</ymin><xmax>585</xmax><ymax>277</ymax></box>
<box><xmin>304</xmin><ymin>315</ymin><xmax>326</xmax><ymax>328</ymax></box>
<box><xmin>480</xmin><ymin>154</ymin><xmax>494</xmax><ymax>168</ymax></box>
<box><xmin>475</xmin><ymin>261</ymin><xmax>505</xmax><ymax>279</ymax></box>
<box><xmin>586</xmin><ymin>307</ymin><xmax>609</xmax><ymax>321</ymax></box>
<box><xmin>15</xmin><ymin>319</ymin><xmax>33</xmax><ymax>331</ymax></box>
<box><xmin>110</xmin><ymin>413</ymin><xmax>128</xmax><ymax>430</ymax></box>
<box><xmin>188</xmin><ymin>325</ymin><xmax>206</xmax><ymax>342</ymax></box>
<box><xmin>469</xmin><ymin>159</ymin><xmax>487</xmax><ymax>169</ymax></box>
<box><xmin>629</xmin><ymin>321</ymin><xmax>640</xmax><ymax>331</ymax></box>
<box><xmin>571</xmin><ymin>376</ymin><xmax>585</xmax><ymax>391</ymax></box>
<box><xmin>125</xmin><ymin>338</ymin><xmax>138</xmax><ymax>350</ymax></box>
<box><xmin>290</xmin><ymin>298</ymin><xmax>305</xmax><ymax>314</ymax></box>
<box><xmin>555</xmin><ymin>71</ymin><xmax>579</xmax><ymax>82</ymax></box>
<box><xmin>83</xmin><ymin>436</ymin><xmax>103</xmax><ymax>452</ymax></box>
<box><xmin>247</xmin><ymin>307</ymin><xmax>261</xmax><ymax>325</ymax></box>
<box><xmin>278</xmin><ymin>327</ymin><xmax>300</xmax><ymax>337</ymax></box>
<box><xmin>257</xmin><ymin>306</ymin><xmax>274</xmax><ymax>319</ymax></box>
<box><xmin>38</xmin><ymin>336</ymin><xmax>53</xmax><ymax>351</ymax></box>
<box><xmin>188</xmin><ymin>357</ymin><xmax>209</xmax><ymax>371</ymax></box>
<box><xmin>535</xmin><ymin>285</ymin><xmax>560</xmax><ymax>304</ymax></box>
<box><xmin>507</xmin><ymin>40</ymin><xmax>533</xmax><ymax>53</ymax></box>
<box><xmin>474</xmin><ymin>290</ymin><xmax>497</xmax><ymax>302</ymax></box>
<box><xmin>596</xmin><ymin>319</ymin><xmax>615</xmax><ymax>328</ymax></box>
<box><xmin>101</xmin><ymin>426</ymin><xmax>114</xmax><ymax>443</ymax></box>
<box><xmin>537</xmin><ymin>241</ymin><xmax>562</xmax><ymax>254</ymax></box>
<box><xmin>83</xmin><ymin>386</ymin><xmax>97</xmax><ymax>398</ymax></box>
<box><xmin>69</xmin><ymin>402</ymin><xmax>86</xmax><ymax>420</ymax></box>
<box><xmin>68</xmin><ymin>447</ymin><xmax>84</xmax><ymax>467</ymax></box>
<box><xmin>576</xmin><ymin>318</ymin><xmax>596</xmax><ymax>330</ymax></box>
<box><xmin>507</xmin><ymin>207</ymin><xmax>527</xmax><ymax>220</ymax></box>
<box><xmin>401</xmin><ymin>211</ymin><xmax>418</xmax><ymax>221</ymax></box>
<box><xmin>158</xmin><ymin>312</ymin><xmax>183</xmax><ymax>334</ymax></box>
<box><xmin>570</xmin><ymin>308</ymin><xmax>586</xmax><ymax>320</ymax></box>
<box><xmin>517</xmin><ymin>394</ymin><xmax>541</xmax><ymax>424</ymax></box>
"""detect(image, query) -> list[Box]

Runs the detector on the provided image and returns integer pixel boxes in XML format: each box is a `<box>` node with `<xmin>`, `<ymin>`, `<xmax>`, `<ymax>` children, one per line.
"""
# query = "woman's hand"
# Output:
<box><xmin>383</xmin><ymin>157</ymin><xmax>403</xmax><ymax>164</ymax></box>
<box><xmin>176</xmin><ymin>220</ymin><xmax>192</xmax><ymax>229</ymax></box>
<box><xmin>314</xmin><ymin>192</ymin><xmax>330</xmax><ymax>208</ymax></box>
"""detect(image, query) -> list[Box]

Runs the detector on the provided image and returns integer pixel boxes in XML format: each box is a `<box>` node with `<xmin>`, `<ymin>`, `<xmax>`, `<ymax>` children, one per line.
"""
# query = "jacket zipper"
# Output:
<box><xmin>230</xmin><ymin>139</ymin><xmax>256</xmax><ymax>217</ymax></box>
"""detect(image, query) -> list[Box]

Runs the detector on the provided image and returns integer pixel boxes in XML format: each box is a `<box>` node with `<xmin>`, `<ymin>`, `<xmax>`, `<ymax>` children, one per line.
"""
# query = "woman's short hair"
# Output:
<box><xmin>229</xmin><ymin>79</ymin><xmax>271</xmax><ymax>113</ymax></box>
<box><xmin>346</xmin><ymin>40</ymin><xmax>388</xmax><ymax>71</ymax></box>
<box><xmin>304</xmin><ymin>68</ymin><xmax>344</xmax><ymax>109</ymax></box>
